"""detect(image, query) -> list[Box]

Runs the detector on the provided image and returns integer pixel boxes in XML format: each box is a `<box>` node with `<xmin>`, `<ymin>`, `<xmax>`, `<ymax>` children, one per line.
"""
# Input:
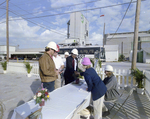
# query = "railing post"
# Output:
<box><xmin>94</xmin><ymin>59</ymin><xmax>98</xmax><ymax>70</ymax></box>
<box><xmin>31</xmin><ymin>63</ymin><xmax>39</xmax><ymax>77</ymax></box>
<box><xmin>118</xmin><ymin>69</ymin><xmax>121</xmax><ymax>89</ymax></box>
<box><xmin>122</xmin><ymin>69</ymin><xmax>125</xmax><ymax>89</ymax></box>
<box><xmin>114</xmin><ymin>69</ymin><xmax>117</xmax><ymax>78</ymax></box>
<box><xmin>131</xmin><ymin>77</ymin><xmax>133</xmax><ymax>87</ymax></box>
<box><xmin>126</xmin><ymin>70</ymin><xmax>129</xmax><ymax>86</ymax></box>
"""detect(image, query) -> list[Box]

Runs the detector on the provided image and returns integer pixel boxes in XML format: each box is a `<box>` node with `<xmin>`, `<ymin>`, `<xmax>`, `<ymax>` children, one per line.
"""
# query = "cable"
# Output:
<box><xmin>1</xmin><ymin>0</ymin><xmax>145</xmax><ymax>38</ymax></box>
<box><xmin>9</xmin><ymin>10</ymin><xmax>67</xmax><ymax>36</ymax></box>
<box><xmin>1</xmin><ymin>0</ymin><xmax>146</xmax><ymax>39</ymax></box>
<box><xmin>107</xmin><ymin>0</ymin><xmax>133</xmax><ymax>41</ymax></box>
<box><xmin>10</xmin><ymin>0</ymin><xmax>42</xmax><ymax>5</ymax></box>
<box><xmin>9</xmin><ymin>2</ymin><xmax>61</xmax><ymax>29</ymax></box>
<box><xmin>0</xmin><ymin>12</ymin><xmax>6</xmax><ymax>18</ymax></box>
<box><xmin>0</xmin><ymin>8</ymin><xmax>67</xmax><ymax>36</ymax></box>
<box><xmin>10</xmin><ymin>0</ymin><xmax>101</xmax><ymax>8</ymax></box>
<box><xmin>0</xmin><ymin>3</ymin><xmax>87</xmax><ymax>38</ymax></box>
<box><xmin>8</xmin><ymin>3</ymin><xmax>71</xmax><ymax>37</ymax></box>
<box><xmin>9</xmin><ymin>0</ymin><xmax>101</xmax><ymax>17</ymax></box>
<box><xmin>0</xmin><ymin>0</ymin><xmax>6</xmax><ymax>6</ymax></box>
<box><xmin>10</xmin><ymin>0</ymin><xmax>145</xmax><ymax>21</ymax></box>
<box><xmin>9</xmin><ymin>3</ymin><xmax>80</xmax><ymax>38</ymax></box>
<box><xmin>0</xmin><ymin>6</ymin><xmax>5</xmax><ymax>9</ymax></box>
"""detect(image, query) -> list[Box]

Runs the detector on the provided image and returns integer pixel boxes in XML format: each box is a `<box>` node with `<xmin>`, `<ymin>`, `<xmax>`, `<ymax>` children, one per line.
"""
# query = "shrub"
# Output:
<box><xmin>1</xmin><ymin>61</ymin><xmax>7</xmax><ymax>70</ymax></box>
<box><xmin>118</xmin><ymin>54</ymin><xmax>125</xmax><ymax>61</ymax></box>
<box><xmin>131</xmin><ymin>68</ymin><xmax>146</xmax><ymax>88</ymax></box>
<box><xmin>24</xmin><ymin>62</ymin><xmax>33</xmax><ymax>74</ymax></box>
<box><xmin>98</xmin><ymin>59</ymin><xmax>102</xmax><ymax>68</ymax></box>
<box><xmin>90</xmin><ymin>59</ymin><xmax>94</xmax><ymax>67</ymax></box>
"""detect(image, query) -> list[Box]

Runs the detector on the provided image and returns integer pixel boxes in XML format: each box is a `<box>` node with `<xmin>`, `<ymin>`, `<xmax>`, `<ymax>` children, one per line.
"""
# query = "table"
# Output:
<box><xmin>11</xmin><ymin>81</ymin><xmax>91</xmax><ymax>119</ymax></box>
<box><xmin>11</xmin><ymin>100</ymin><xmax>41</xmax><ymax>119</ymax></box>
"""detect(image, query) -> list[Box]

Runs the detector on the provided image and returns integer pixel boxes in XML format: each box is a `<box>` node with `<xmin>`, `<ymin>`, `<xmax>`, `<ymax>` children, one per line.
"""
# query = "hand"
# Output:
<box><xmin>55</xmin><ymin>70</ymin><xmax>59</xmax><ymax>75</ymax></box>
<box><xmin>74</xmin><ymin>71</ymin><xmax>80</xmax><ymax>75</ymax></box>
<box><xmin>59</xmin><ymin>71</ymin><xmax>63</xmax><ymax>74</ymax></box>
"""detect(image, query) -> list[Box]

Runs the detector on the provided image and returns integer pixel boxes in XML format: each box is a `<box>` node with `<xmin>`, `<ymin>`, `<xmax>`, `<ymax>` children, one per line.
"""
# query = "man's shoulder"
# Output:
<box><xmin>111</xmin><ymin>75</ymin><xmax>117</xmax><ymax>80</ymax></box>
<box><xmin>39</xmin><ymin>53</ymin><xmax>50</xmax><ymax>61</ymax></box>
<box><xmin>57</xmin><ymin>55</ymin><xmax>62</xmax><ymax>59</ymax></box>
<box><xmin>42</xmin><ymin>53</ymin><xmax>47</xmax><ymax>57</ymax></box>
<box><xmin>67</xmin><ymin>56</ymin><xmax>72</xmax><ymax>60</ymax></box>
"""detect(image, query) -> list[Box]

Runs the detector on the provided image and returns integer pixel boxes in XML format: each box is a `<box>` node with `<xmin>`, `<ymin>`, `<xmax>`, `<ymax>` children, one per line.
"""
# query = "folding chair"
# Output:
<box><xmin>71</xmin><ymin>99</ymin><xmax>89</xmax><ymax>119</ymax></box>
<box><xmin>0</xmin><ymin>100</ymin><xmax>5</xmax><ymax>119</ymax></box>
<box><xmin>109</xmin><ymin>86</ymin><xmax>134</xmax><ymax>119</ymax></box>
<box><xmin>26</xmin><ymin>108</ymin><xmax>42</xmax><ymax>119</ymax></box>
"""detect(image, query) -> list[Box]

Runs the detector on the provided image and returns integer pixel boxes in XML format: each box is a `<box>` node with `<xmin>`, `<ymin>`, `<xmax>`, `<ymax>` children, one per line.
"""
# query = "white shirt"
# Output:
<box><xmin>62</xmin><ymin>58</ymin><xmax>66</xmax><ymax>68</ymax></box>
<box><xmin>74</xmin><ymin>58</ymin><xmax>77</xmax><ymax>71</ymax></box>
<box><xmin>53</xmin><ymin>55</ymin><xmax>64</xmax><ymax>70</ymax></box>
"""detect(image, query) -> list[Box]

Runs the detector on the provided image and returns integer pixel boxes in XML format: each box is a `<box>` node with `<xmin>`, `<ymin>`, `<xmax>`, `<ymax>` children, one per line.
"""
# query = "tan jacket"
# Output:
<box><xmin>39</xmin><ymin>52</ymin><xmax>57</xmax><ymax>82</ymax></box>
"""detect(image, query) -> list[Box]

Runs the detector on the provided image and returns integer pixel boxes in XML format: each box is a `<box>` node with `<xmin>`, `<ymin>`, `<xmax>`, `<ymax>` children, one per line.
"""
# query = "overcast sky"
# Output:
<box><xmin>0</xmin><ymin>0</ymin><xmax>149</xmax><ymax>49</ymax></box>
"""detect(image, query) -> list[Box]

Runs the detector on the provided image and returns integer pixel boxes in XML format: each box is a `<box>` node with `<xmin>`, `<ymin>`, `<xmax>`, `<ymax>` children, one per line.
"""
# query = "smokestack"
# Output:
<box><xmin>67</xmin><ymin>20</ymin><xmax>70</xmax><ymax>38</ymax></box>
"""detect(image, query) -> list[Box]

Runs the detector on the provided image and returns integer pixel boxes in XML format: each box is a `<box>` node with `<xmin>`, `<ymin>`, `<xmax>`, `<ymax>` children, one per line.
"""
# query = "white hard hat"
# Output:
<box><xmin>79</xmin><ymin>109</ymin><xmax>90</xmax><ymax>116</ymax></box>
<box><xmin>46</xmin><ymin>41</ymin><xmax>57</xmax><ymax>51</ymax></box>
<box><xmin>105</xmin><ymin>65</ymin><xmax>113</xmax><ymax>72</ymax></box>
<box><xmin>71</xmin><ymin>49</ymin><xmax>78</xmax><ymax>55</ymax></box>
<box><xmin>64</xmin><ymin>52</ymin><xmax>69</xmax><ymax>56</ymax></box>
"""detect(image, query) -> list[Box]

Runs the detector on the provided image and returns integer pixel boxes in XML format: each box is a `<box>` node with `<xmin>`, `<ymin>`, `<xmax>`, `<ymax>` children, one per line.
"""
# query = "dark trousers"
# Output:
<box><xmin>42</xmin><ymin>81</ymin><xmax>54</xmax><ymax>92</ymax></box>
<box><xmin>64</xmin><ymin>73</ymin><xmax>77</xmax><ymax>85</ymax></box>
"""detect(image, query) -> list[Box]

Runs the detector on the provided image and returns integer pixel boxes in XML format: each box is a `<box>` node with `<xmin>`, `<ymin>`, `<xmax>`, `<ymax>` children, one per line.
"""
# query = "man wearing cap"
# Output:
<box><xmin>102</xmin><ymin>65</ymin><xmax>120</xmax><ymax>117</ymax></box>
<box><xmin>39</xmin><ymin>41</ymin><xmax>59</xmax><ymax>92</ymax></box>
<box><xmin>64</xmin><ymin>49</ymin><xmax>79</xmax><ymax>85</ymax></box>
<box><xmin>53</xmin><ymin>45</ymin><xmax>64</xmax><ymax>89</ymax></box>
<box><xmin>61</xmin><ymin>52</ymin><xmax>69</xmax><ymax>86</ymax></box>
<box><xmin>63</xmin><ymin>51</ymin><xmax>69</xmax><ymax>68</ymax></box>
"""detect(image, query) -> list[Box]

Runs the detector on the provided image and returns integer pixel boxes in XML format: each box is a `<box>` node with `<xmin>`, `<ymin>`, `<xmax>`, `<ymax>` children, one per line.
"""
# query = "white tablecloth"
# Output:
<box><xmin>11</xmin><ymin>100</ymin><xmax>41</xmax><ymax>119</ymax></box>
<box><xmin>11</xmin><ymin>81</ymin><xmax>91</xmax><ymax>119</ymax></box>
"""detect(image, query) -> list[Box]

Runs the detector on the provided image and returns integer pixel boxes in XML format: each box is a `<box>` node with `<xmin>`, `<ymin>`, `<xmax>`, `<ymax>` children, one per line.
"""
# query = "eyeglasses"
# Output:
<box><xmin>51</xmin><ymin>49</ymin><xmax>56</xmax><ymax>52</ymax></box>
<box><xmin>105</xmin><ymin>71</ymin><xmax>110</xmax><ymax>72</ymax></box>
<box><xmin>73</xmin><ymin>54</ymin><xmax>77</xmax><ymax>57</ymax></box>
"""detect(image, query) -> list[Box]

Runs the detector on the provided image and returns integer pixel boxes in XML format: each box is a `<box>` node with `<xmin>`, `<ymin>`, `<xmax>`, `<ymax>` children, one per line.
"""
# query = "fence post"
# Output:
<box><xmin>102</xmin><ymin>68</ymin><xmax>105</xmax><ymax>81</ymax></box>
<box><xmin>122</xmin><ymin>69</ymin><xmax>125</xmax><ymax>89</ymax></box>
<box><xmin>31</xmin><ymin>63</ymin><xmax>39</xmax><ymax>77</ymax></box>
<box><xmin>126</xmin><ymin>70</ymin><xmax>129</xmax><ymax>86</ymax></box>
<box><xmin>114</xmin><ymin>69</ymin><xmax>117</xmax><ymax>78</ymax></box>
<box><xmin>118</xmin><ymin>69</ymin><xmax>121</xmax><ymax>89</ymax></box>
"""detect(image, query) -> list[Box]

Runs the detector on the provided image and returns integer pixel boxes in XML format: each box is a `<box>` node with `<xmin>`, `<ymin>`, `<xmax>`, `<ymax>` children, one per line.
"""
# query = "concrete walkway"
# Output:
<box><xmin>0</xmin><ymin>68</ymin><xmax>41</xmax><ymax>119</ymax></box>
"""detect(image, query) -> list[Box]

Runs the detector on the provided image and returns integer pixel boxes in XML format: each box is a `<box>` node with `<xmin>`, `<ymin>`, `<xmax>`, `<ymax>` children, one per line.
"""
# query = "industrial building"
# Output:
<box><xmin>0</xmin><ymin>45</ymin><xmax>43</xmax><ymax>60</ymax></box>
<box><xmin>104</xmin><ymin>45</ymin><xmax>118</xmax><ymax>62</ymax></box>
<box><xmin>104</xmin><ymin>30</ymin><xmax>150</xmax><ymax>63</ymax></box>
<box><xmin>0</xmin><ymin>45</ymin><xmax>16</xmax><ymax>60</ymax></box>
<box><xmin>59</xmin><ymin>12</ymin><xmax>89</xmax><ymax>46</ymax></box>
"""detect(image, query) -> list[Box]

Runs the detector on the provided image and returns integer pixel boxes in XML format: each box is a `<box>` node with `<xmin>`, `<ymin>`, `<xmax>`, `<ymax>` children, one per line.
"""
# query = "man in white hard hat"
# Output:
<box><xmin>102</xmin><ymin>65</ymin><xmax>120</xmax><ymax>117</ymax></box>
<box><xmin>39</xmin><ymin>41</ymin><xmax>59</xmax><ymax>92</ymax></box>
<box><xmin>61</xmin><ymin>51</ymin><xmax>69</xmax><ymax>86</ymax></box>
<box><xmin>64</xmin><ymin>51</ymin><xmax>69</xmax><ymax>56</ymax></box>
<box><xmin>64</xmin><ymin>49</ymin><xmax>79</xmax><ymax>85</ymax></box>
<box><xmin>53</xmin><ymin>45</ymin><xmax>64</xmax><ymax>89</ymax></box>
<box><xmin>64</xmin><ymin>51</ymin><xmax>69</xmax><ymax>68</ymax></box>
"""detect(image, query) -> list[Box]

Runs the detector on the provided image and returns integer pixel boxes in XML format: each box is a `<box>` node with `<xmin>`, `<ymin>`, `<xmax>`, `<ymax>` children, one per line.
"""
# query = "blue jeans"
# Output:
<box><xmin>42</xmin><ymin>81</ymin><xmax>55</xmax><ymax>92</ymax></box>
